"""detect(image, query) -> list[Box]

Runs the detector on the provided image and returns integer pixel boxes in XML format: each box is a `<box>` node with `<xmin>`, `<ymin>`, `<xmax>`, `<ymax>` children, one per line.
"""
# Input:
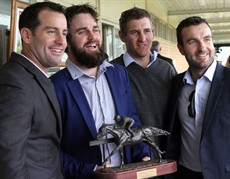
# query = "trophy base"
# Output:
<box><xmin>93</xmin><ymin>159</ymin><xmax>177</xmax><ymax>179</ymax></box>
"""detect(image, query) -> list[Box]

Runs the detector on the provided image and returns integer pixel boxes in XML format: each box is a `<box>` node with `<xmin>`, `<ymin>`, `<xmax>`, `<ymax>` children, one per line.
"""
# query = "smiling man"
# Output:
<box><xmin>166</xmin><ymin>16</ymin><xmax>230</xmax><ymax>179</ymax></box>
<box><xmin>50</xmin><ymin>4</ymin><xmax>150</xmax><ymax>179</ymax></box>
<box><xmin>112</xmin><ymin>8</ymin><xmax>177</xmax><ymax>167</ymax></box>
<box><xmin>0</xmin><ymin>2</ymin><xmax>67</xmax><ymax>179</ymax></box>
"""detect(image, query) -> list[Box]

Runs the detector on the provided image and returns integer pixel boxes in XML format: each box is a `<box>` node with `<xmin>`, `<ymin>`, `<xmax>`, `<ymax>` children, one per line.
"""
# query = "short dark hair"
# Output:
<box><xmin>19</xmin><ymin>2</ymin><xmax>65</xmax><ymax>35</ymax></box>
<box><xmin>65</xmin><ymin>4</ymin><xmax>99</xmax><ymax>42</ymax></box>
<box><xmin>119</xmin><ymin>7</ymin><xmax>154</xmax><ymax>35</ymax></box>
<box><xmin>176</xmin><ymin>16</ymin><xmax>211</xmax><ymax>46</ymax></box>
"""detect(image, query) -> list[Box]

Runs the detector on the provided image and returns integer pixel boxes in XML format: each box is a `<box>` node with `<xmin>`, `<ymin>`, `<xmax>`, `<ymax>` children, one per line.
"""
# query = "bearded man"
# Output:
<box><xmin>50</xmin><ymin>4</ymin><xmax>150</xmax><ymax>179</ymax></box>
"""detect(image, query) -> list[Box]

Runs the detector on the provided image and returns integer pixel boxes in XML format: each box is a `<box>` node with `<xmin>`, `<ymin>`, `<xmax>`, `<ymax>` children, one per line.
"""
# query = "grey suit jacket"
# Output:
<box><xmin>0</xmin><ymin>52</ymin><xmax>63</xmax><ymax>179</ymax></box>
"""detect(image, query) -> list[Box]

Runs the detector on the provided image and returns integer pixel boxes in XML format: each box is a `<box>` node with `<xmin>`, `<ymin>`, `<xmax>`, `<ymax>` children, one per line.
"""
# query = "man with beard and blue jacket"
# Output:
<box><xmin>50</xmin><ymin>4</ymin><xmax>150</xmax><ymax>179</ymax></box>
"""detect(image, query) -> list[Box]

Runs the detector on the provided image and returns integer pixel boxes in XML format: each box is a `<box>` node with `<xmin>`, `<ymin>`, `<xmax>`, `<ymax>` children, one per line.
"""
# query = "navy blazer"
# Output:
<box><xmin>50</xmin><ymin>63</ymin><xmax>149</xmax><ymax>179</ymax></box>
<box><xmin>166</xmin><ymin>63</ymin><xmax>230</xmax><ymax>179</ymax></box>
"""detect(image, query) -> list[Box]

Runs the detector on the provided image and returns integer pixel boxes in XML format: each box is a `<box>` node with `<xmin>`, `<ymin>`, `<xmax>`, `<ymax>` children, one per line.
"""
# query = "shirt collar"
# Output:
<box><xmin>19</xmin><ymin>53</ymin><xmax>49</xmax><ymax>78</ymax></box>
<box><xmin>183</xmin><ymin>59</ymin><xmax>217</xmax><ymax>85</ymax></box>
<box><xmin>123</xmin><ymin>51</ymin><xmax>157</xmax><ymax>67</ymax></box>
<box><xmin>66</xmin><ymin>58</ymin><xmax>113</xmax><ymax>80</ymax></box>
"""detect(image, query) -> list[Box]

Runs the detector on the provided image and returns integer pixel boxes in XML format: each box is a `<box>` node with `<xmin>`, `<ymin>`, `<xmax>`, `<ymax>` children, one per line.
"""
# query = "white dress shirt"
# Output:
<box><xmin>178</xmin><ymin>60</ymin><xmax>217</xmax><ymax>171</ymax></box>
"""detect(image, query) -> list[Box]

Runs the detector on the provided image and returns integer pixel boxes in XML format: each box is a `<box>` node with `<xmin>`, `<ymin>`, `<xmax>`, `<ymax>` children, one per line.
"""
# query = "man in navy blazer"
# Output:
<box><xmin>50</xmin><ymin>4</ymin><xmax>149</xmax><ymax>179</ymax></box>
<box><xmin>166</xmin><ymin>16</ymin><xmax>230</xmax><ymax>179</ymax></box>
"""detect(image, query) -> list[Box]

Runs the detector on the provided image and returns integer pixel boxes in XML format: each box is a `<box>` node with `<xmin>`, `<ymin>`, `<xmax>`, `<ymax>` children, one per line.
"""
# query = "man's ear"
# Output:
<box><xmin>177</xmin><ymin>44</ymin><xmax>185</xmax><ymax>56</ymax></box>
<box><xmin>118</xmin><ymin>30</ymin><xmax>125</xmax><ymax>43</ymax></box>
<box><xmin>20</xmin><ymin>27</ymin><xmax>32</xmax><ymax>44</ymax></box>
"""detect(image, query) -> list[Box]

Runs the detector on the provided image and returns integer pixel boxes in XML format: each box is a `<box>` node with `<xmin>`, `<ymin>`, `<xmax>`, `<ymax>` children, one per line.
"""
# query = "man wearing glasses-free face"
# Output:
<box><xmin>166</xmin><ymin>16</ymin><xmax>230</xmax><ymax>179</ymax></box>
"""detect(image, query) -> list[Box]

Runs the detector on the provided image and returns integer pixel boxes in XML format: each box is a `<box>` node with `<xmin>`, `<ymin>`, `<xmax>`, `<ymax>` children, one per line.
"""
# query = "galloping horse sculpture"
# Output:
<box><xmin>97</xmin><ymin>123</ymin><xmax>170</xmax><ymax>166</ymax></box>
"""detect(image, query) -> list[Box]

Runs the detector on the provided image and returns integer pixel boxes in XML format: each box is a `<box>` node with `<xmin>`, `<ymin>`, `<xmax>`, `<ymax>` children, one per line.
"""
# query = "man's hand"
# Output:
<box><xmin>142</xmin><ymin>156</ymin><xmax>151</xmax><ymax>161</ymax></box>
<box><xmin>95</xmin><ymin>163</ymin><xmax>113</xmax><ymax>171</ymax></box>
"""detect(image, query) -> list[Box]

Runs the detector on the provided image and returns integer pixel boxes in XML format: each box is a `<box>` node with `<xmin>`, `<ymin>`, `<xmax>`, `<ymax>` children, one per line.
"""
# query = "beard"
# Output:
<box><xmin>69</xmin><ymin>39</ymin><xmax>106</xmax><ymax>68</ymax></box>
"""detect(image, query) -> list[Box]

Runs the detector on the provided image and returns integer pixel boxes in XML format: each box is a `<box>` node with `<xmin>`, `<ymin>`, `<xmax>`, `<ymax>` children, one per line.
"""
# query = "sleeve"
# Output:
<box><xmin>0</xmin><ymin>73</ymin><xmax>33</xmax><ymax>179</ymax></box>
<box><xmin>60</xmin><ymin>150</ymin><xmax>96</xmax><ymax>179</ymax></box>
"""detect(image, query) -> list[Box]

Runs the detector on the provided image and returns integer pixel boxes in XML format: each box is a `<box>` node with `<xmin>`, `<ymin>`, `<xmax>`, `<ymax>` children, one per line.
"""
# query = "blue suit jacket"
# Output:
<box><xmin>50</xmin><ymin>63</ymin><xmax>149</xmax><ymax>179</ymax></box>
<box><xmin>166</xmin><ymin>63</ymin><xmax>230</xmax><ymax>179</ymax></box>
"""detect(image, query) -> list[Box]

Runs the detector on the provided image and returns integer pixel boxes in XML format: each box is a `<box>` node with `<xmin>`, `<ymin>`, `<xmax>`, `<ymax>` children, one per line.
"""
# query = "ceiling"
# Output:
<box><xmin>154</xmin><ymin>0</ymin><xmax>230</xmax><ymax>46</ymax></box>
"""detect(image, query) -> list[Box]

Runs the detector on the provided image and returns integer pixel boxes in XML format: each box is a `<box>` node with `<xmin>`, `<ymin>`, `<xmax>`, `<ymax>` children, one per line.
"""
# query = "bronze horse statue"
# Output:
<box><xmin>97</xmin><ymin>123</ymin><xmax>170</xmax><ymax>166</ymax></box>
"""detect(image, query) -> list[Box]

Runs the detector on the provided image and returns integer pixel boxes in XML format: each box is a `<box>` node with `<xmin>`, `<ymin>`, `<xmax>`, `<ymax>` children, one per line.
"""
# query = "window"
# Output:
<box><xmin>102</xmin><ymin>22</ymin><xmax>125</xmax><ymax>61</ymax></box>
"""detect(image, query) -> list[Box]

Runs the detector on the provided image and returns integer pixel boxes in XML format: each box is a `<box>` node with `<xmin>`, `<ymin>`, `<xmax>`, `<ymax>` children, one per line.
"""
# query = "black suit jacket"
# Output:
<box><xmin>166</xmin><ymin>63</ymin><xmax>230</xmax><ymax>179</ymax></box>
<box><xmin>0</xmin><ymin>52</ymin><xmax>63</xmax><ymax>179</ymax></box>
<box><xmin>157</xmin><ymin>54</ymin><xmax>173</xmax><ymax>65</ymax></box>
<box><xmin>157</xmin><ymin>54</ymin><xmax>177</xmax><ymax>72</ymax></box>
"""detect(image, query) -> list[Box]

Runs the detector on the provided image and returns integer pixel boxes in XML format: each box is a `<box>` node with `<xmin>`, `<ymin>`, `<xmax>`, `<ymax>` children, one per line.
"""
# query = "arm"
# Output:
<box><xmin>0</xmin><ymin>72</ymin><xmax>32</xmax><ymax>179</ymax></box>
<box><xmin>61</xmin><ymin>150</ymin><xmax>96</xmax><ymax>178</ymax></box>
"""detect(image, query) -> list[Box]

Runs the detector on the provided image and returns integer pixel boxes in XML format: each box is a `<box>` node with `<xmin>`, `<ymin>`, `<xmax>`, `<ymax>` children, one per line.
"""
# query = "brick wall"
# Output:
<box><xmin>154</xmin><ymin>37</ymin><xmax>188</xmax><ymax>73</ymax></box>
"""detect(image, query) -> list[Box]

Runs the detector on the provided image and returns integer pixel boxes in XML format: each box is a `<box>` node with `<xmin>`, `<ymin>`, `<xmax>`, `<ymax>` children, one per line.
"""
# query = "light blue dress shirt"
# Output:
<box><xmin>178</xmin><ymin>60</ymin><xmax>217</xmax><ymax>171</ymax></box>
<box><xmin>123</xmin><ymin>51</ymin><xmax>157</xmax><ymax>68</ymax></box>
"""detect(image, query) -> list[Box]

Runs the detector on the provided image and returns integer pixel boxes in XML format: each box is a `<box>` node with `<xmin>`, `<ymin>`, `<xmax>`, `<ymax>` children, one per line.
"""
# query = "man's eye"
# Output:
<box><xmin>204</xmin><ymin>38</ymin><xmax>211</xmax><ymax>42</ymax></box>
<box><xmin>48</xmin><ymin>31</ymin><xmax>56</xmax><ymax>35</ymax></box>
<box><xmin>130</xmin><ymin>31</ymin><xmax>138</xmax><ymax>35</ymax></box>
<box><xmin>48</xmin><ymin>31</ymin><xmax>55</xmax><ymax>34</ymax></box>
<box><xmin>78</xmin><ymin>30</ymin><xmax>87</xmax><ymax>35</ymax></box>
<box><xmin>188</xmin><ymin>40</ymin><xmax>196</xmax><ymax>45</ymax></box>
<box><xmin>145</xmin><ymin>29</ymin><xmax>152</xmax><ymax>33</ymax></box>
<box><xmin>93</xmin><ymin>29</ymin><xmax>100</xmax><ymax>33</ymax></box>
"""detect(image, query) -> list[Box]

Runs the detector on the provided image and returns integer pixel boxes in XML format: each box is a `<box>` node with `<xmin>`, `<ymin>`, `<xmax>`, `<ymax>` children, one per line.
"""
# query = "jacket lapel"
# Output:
<box><xmin>201</xmin><ymin>64</ymin><xmax>224</xmax><ymax>138</ymax></box>
<box><xmin>38</xmin><ymin>75</ymin><xmax>63</xmax><ymax>138</ymax></box>
<box><xmin>104</xmin><ymin>67</ymin><xmax>122</xmax><ymax>114</ymax></box>
<box><xmin>169</xmin><ymin>73</ymin><xmax>185</xmax><ymax>131</ymax></box>
<box><xmin>12</xmin><ymin>53</ymin><xmax>62</xmax><ymax>138</ymax></box>
<box><xmin>67</xmin><ymin>79</ymin><xmax>98</xmax><ymax>137</ymax></box>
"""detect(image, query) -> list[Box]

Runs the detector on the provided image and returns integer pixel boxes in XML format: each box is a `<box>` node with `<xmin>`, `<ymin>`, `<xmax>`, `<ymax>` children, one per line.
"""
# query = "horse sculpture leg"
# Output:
<box><xmin>103</xmin><ymin>144</ymin><xmax>125</xmax><ymax>168</ymax></box>
<box><xmin>119</xmin><ymin>146</ymin><xmax>124</xmax><ymax>168</ymax></box>
<box><xmin>149</xmin><ymin>142</ymin><xmax>165</xmax><ymax>162</ymax></box>
<box><xmin>103</xmin><ymin>145</ymin><xmax>120</xmax><ymax>165</ymax></box>
<box><xmin>145</xmin><ymin>137</ymin><xmax>165</xmax><ymax>162</ymax></box>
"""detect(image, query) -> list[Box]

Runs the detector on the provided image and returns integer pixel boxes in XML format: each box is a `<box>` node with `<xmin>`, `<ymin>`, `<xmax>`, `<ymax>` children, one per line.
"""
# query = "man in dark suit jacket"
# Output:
<box><xmin>0</xmin><ymin>2</ymin><xmax>67</xmax><ymax>179</ymax></box>
<box><xmin>50</xmin><ymin>4</ymin><xmax>150</xmax><ymax>179</ymax></box>
<box><xmin>166</xmin><ymin>16</ymin><xmax>230</xmax><ymax>179</ymax></box>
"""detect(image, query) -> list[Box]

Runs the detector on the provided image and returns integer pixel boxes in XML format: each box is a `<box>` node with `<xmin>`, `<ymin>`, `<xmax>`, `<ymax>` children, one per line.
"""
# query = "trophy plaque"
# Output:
<box><xmin>93</xmin><ymin>159</ymin><xmax>176</xmax><ymax>179</ymax></box>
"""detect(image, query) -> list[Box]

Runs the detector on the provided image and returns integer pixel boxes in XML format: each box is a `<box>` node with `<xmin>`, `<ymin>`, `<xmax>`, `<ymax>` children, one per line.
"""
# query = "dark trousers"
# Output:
<box><xmin>176</xmin><ymin>165</ymin><xmax>203</xmax><ymax>179</ymax></box>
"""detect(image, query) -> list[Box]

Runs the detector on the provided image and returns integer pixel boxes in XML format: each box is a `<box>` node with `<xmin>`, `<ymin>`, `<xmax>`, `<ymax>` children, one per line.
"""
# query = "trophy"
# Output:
<box><xmin>90</xmin><ymin>115</ymin><xmax>177</xmax><ymax>179</ymax></box>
